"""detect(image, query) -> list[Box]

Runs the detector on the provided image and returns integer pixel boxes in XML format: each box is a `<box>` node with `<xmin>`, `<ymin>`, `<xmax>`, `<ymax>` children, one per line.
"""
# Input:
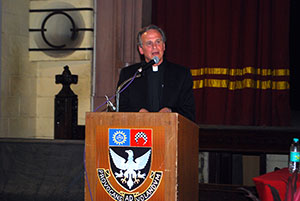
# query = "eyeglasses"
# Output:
<box><xmin>144</xmin><ymin>39</ymin><xmax>163</xmax><ymax>47</ymax></box>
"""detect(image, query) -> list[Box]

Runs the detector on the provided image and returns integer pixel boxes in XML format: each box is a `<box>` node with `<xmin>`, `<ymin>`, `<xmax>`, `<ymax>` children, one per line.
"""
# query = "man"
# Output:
<box><xmin>117</xmin><ymin>25</ymin><xmax>195</xmax><ymax>121</ymax></box>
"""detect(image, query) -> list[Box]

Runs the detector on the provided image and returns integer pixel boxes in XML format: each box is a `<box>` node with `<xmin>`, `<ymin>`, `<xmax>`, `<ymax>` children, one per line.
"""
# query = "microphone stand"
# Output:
<box><xmin>105</xmin><ymin>95</ymin><xmax>116</xmax><ymax>112</ymax></box>
<box><xmin>116</xmin><ymin>71</ymin><xmax>141</xmax><ymax>112</ymax></box>
<box><xmin>115</xmin><ymin>56</ymin><xmax>159</xmax><ymax>112</ymax></box>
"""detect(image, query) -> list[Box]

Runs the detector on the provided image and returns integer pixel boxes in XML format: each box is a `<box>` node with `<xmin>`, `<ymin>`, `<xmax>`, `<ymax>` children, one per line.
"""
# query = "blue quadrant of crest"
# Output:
<box><xmin>109</xmin><ymin>128</ymin><xmax>130</xmax><ymax>146</ymax></box>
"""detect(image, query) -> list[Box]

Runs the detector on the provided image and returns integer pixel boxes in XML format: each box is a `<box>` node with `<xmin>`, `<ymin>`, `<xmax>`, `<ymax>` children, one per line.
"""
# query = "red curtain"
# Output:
<box><xmin>152</xmin><ymin>0</ymin><xmax>290</xmax><ymax>126</ymax></box>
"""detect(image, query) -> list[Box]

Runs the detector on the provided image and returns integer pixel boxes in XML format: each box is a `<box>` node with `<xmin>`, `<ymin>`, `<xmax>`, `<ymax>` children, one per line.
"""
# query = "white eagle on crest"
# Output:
<box><xmin>109</xmin><ymin>148</ymin><xmax>151</xmax><ymax>189</ymax></box>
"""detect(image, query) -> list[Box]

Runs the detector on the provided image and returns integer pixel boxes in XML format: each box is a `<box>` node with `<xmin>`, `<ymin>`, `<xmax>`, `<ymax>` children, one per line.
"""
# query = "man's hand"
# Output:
<box><xmin>139</xmin><ymin>107</ymin><xmax>171</xmax><ymax>112</ymax></box>
<box><xmin>139</xmin><ymin>108</ymin><xmax>149</xmax><ymax>112</ymax></box>
<box><xmin>159</xmin><ymin>107</ymin><xmax>172</xmax><ymax>113</ymax></box>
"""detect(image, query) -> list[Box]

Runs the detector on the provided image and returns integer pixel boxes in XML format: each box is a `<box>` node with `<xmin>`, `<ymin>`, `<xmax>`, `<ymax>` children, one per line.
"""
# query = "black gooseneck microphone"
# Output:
<box><xmin>138</xmin><ymin>56</ymin><xmax>160</xmax><ymax>73</ymax></box>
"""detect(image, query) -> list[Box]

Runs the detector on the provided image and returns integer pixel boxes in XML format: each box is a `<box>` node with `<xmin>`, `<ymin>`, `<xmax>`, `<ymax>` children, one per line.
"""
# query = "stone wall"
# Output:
<box><xmin>0</xmin><ymin>0</ymin><xmax>93</xmax><ymax>138</ymax></box>
<box><xmin>0</xmin><ymin>0</ymin><xmax>35</xmax><ymax>137</ymax></box>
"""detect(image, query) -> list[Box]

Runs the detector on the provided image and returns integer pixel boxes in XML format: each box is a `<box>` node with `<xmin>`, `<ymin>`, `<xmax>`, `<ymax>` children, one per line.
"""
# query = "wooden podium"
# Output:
<box><xmin>85</xmin><ymin>112</ymin><xmax>199</xmax><ymax>201</ymax></box>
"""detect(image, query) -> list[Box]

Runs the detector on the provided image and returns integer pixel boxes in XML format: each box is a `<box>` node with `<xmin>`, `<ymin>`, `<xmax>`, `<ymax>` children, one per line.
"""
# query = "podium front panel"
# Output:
<box><xmin>85</xmin><ymin>112</ymin><xmax>198</xmax><ymax>201</ymax></box>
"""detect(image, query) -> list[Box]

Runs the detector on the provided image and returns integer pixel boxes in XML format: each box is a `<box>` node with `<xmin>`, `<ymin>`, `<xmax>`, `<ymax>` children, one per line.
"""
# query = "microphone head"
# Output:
<box><xmin>152</xmin><ymin>56</ymin><xmax>159</xmax><ymax>64</ymax></box>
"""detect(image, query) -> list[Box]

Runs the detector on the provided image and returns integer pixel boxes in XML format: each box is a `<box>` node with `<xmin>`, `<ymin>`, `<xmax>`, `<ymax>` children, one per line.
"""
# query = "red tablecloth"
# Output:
<box><xmin>253</xmin><ymin>168</ymin><xmax>300</xmax><ymax>201</ymax></box>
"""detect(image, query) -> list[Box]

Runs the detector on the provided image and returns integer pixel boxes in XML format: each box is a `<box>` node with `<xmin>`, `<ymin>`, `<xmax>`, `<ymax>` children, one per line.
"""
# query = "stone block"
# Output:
<box><xmin>36</xmin><ymin>117</ymin><xmax>54</xmax><ymax>139</ymax></box>
<box><xmin>8</xmin><ymin>117</ymin><xmax>36</xmax><ymax>138</ymax></box>
<box><xmin>29</xmin><ymin>51</ymin><xmax>92</xmax><ymax>61</ymax></box>
<box><xmin>37</xmin><ymin>77</ymin><xmax>60</xmax><ymax>97</ymax></box>
<box><xmin>37</xmin><ymin>97</ymin><xmax>54</xmax><ymax>118</ymax></box>
<box><xmin>2</xmin><ymin>0</ymin><xmax>28</xmax><ymax>16</ymax></box>
<box><xmin>37</xmin><ymin>61</ymin><xmax>91</xmax><ymax>78</ymax></box>
<box><xmin>1</xmin><ymin>96</ymin><xmax>21</xmax><ymax>117</ymax></box>
<box><xmin>0</xmin><ymin>118</ymin><xmax>9</xmax><ymax>137</ymax></box>
<box><xmin>78</xmin><ymin>97</ymin><xmax>90</xmax><ymax>125</ymax></box>
<box><xmin>20</xmin><ymin>96</ymin><xmax>37</xmax><ymax>117</ymax></box>
<box><xmin>10</xmin><ymin>76</ymin><xmax>36</xmax><ymax>97</ymax></box>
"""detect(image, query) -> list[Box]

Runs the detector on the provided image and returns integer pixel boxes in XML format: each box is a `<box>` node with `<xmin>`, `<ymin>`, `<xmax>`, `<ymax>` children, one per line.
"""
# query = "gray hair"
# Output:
<box><xmin>137</xmin><ymin>25</ymin><xmax>167</xmax><ymax>47</ymax></box>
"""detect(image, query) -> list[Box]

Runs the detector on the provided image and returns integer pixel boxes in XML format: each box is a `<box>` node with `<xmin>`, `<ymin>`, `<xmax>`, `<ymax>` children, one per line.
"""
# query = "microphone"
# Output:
<box><xmin>138</xmin><ymin>56</ymin><xmax>160</xmax><ymax>72</ymax></box>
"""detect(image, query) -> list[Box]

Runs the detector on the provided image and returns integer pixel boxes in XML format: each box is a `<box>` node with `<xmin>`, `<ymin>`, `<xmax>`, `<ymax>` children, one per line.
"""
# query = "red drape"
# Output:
<box><xmin>152</xmin><ymin>0</ymin><xmax>290</xmax><ymax>126</ymax></box>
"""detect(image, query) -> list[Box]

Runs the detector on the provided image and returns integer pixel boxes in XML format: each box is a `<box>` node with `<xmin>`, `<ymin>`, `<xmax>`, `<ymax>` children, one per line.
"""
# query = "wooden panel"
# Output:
<box><xmin>199</xmin><ymin>184</ymin><xmax>258</xmax><ymax>201</ymax></box>
<box><xmin>85</xmin><ymin>112</ymin><xmax>199</xmax><ymax>201</ymax></box>
<box><xmin>178</xmin><ymin>115</ymin><xmax>199</xmax><ymax>201</ymax></box>
<box><xmin>198</xmin><ymin>125</ymin><xmax>300</xmax><ymax>153</ymax></box>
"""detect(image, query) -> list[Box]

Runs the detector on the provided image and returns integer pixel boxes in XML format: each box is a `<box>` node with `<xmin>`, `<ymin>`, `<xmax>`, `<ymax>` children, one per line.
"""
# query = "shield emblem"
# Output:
<box><xmin>108</xmin><ymin>128</ymin><xmax>152</xmax><ymax>192</ymax></box>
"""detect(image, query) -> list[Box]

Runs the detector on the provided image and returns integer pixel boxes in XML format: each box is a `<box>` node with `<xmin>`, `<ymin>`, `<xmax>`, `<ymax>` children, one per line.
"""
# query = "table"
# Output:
<box><xmin>253</xmin><ymin>168</ymin><xmax>300</xmax><ymax>201</ymax></box>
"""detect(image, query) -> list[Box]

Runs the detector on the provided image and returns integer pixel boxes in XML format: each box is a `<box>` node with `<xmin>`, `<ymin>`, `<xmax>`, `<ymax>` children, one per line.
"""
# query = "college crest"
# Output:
<box><xmin>97</xmin><ymin>128</ymin><xmax>163</xmax><ymax>201</ymax></box>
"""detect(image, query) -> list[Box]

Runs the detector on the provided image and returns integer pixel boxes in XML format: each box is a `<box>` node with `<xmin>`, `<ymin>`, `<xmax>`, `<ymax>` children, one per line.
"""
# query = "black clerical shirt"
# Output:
<box><xmin>146</xmin><ymin>62</ymin><xmax>165</xmax><ymax>112</ymax></box>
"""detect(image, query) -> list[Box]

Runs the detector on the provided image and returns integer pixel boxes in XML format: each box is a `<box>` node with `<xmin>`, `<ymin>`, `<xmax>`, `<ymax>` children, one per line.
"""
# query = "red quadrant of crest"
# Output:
<box><xmin>130</xmin><ymin>129</ymin><xmax>152</xmax><ymax>147</ymax></box>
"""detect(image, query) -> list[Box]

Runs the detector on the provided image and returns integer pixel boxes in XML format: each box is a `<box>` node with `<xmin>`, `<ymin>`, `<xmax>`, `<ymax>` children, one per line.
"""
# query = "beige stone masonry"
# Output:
<box><xmin>1</xmin><ymin>0</ymin><xmax>93</xmax><ymax>138</ymax></box>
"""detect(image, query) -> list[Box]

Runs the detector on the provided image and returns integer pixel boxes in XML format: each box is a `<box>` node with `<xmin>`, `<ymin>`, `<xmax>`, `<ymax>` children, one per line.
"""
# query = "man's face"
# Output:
<box><xmin>138</xmin><ymin>29</ymin><xmax>165</xmax><ymax>66</ymax></box>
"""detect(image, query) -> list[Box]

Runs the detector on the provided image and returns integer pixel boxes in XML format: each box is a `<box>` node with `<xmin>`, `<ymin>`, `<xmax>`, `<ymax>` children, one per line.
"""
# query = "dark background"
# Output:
<box><xmin>290</xmin><ymin>0</ymin><xmax>300</xmax><ymax>111</ymax></box>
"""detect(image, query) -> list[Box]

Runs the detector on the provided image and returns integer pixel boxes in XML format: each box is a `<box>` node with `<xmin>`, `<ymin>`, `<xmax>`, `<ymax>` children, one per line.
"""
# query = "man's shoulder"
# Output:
<box><xmin>118</xmin><ymin>62</ymin><xmax>144</xmax><ymax>86</ymax></box>
<box><xmin>121</xmin><ymin>62</ymin><xmax>143</xmax><ymax>74</ymax></box>
<box><xmin>165</xmin><ymin>61</ymin><xmax>190</xmax><ymax>73</ymax></box>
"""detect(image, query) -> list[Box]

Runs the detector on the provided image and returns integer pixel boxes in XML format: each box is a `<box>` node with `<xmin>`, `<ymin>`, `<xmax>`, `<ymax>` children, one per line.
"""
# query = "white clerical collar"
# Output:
<box><xmin>152</xmin><ymin>65</ymin><xmax>158</xmax><ymax>72</ymax></box>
